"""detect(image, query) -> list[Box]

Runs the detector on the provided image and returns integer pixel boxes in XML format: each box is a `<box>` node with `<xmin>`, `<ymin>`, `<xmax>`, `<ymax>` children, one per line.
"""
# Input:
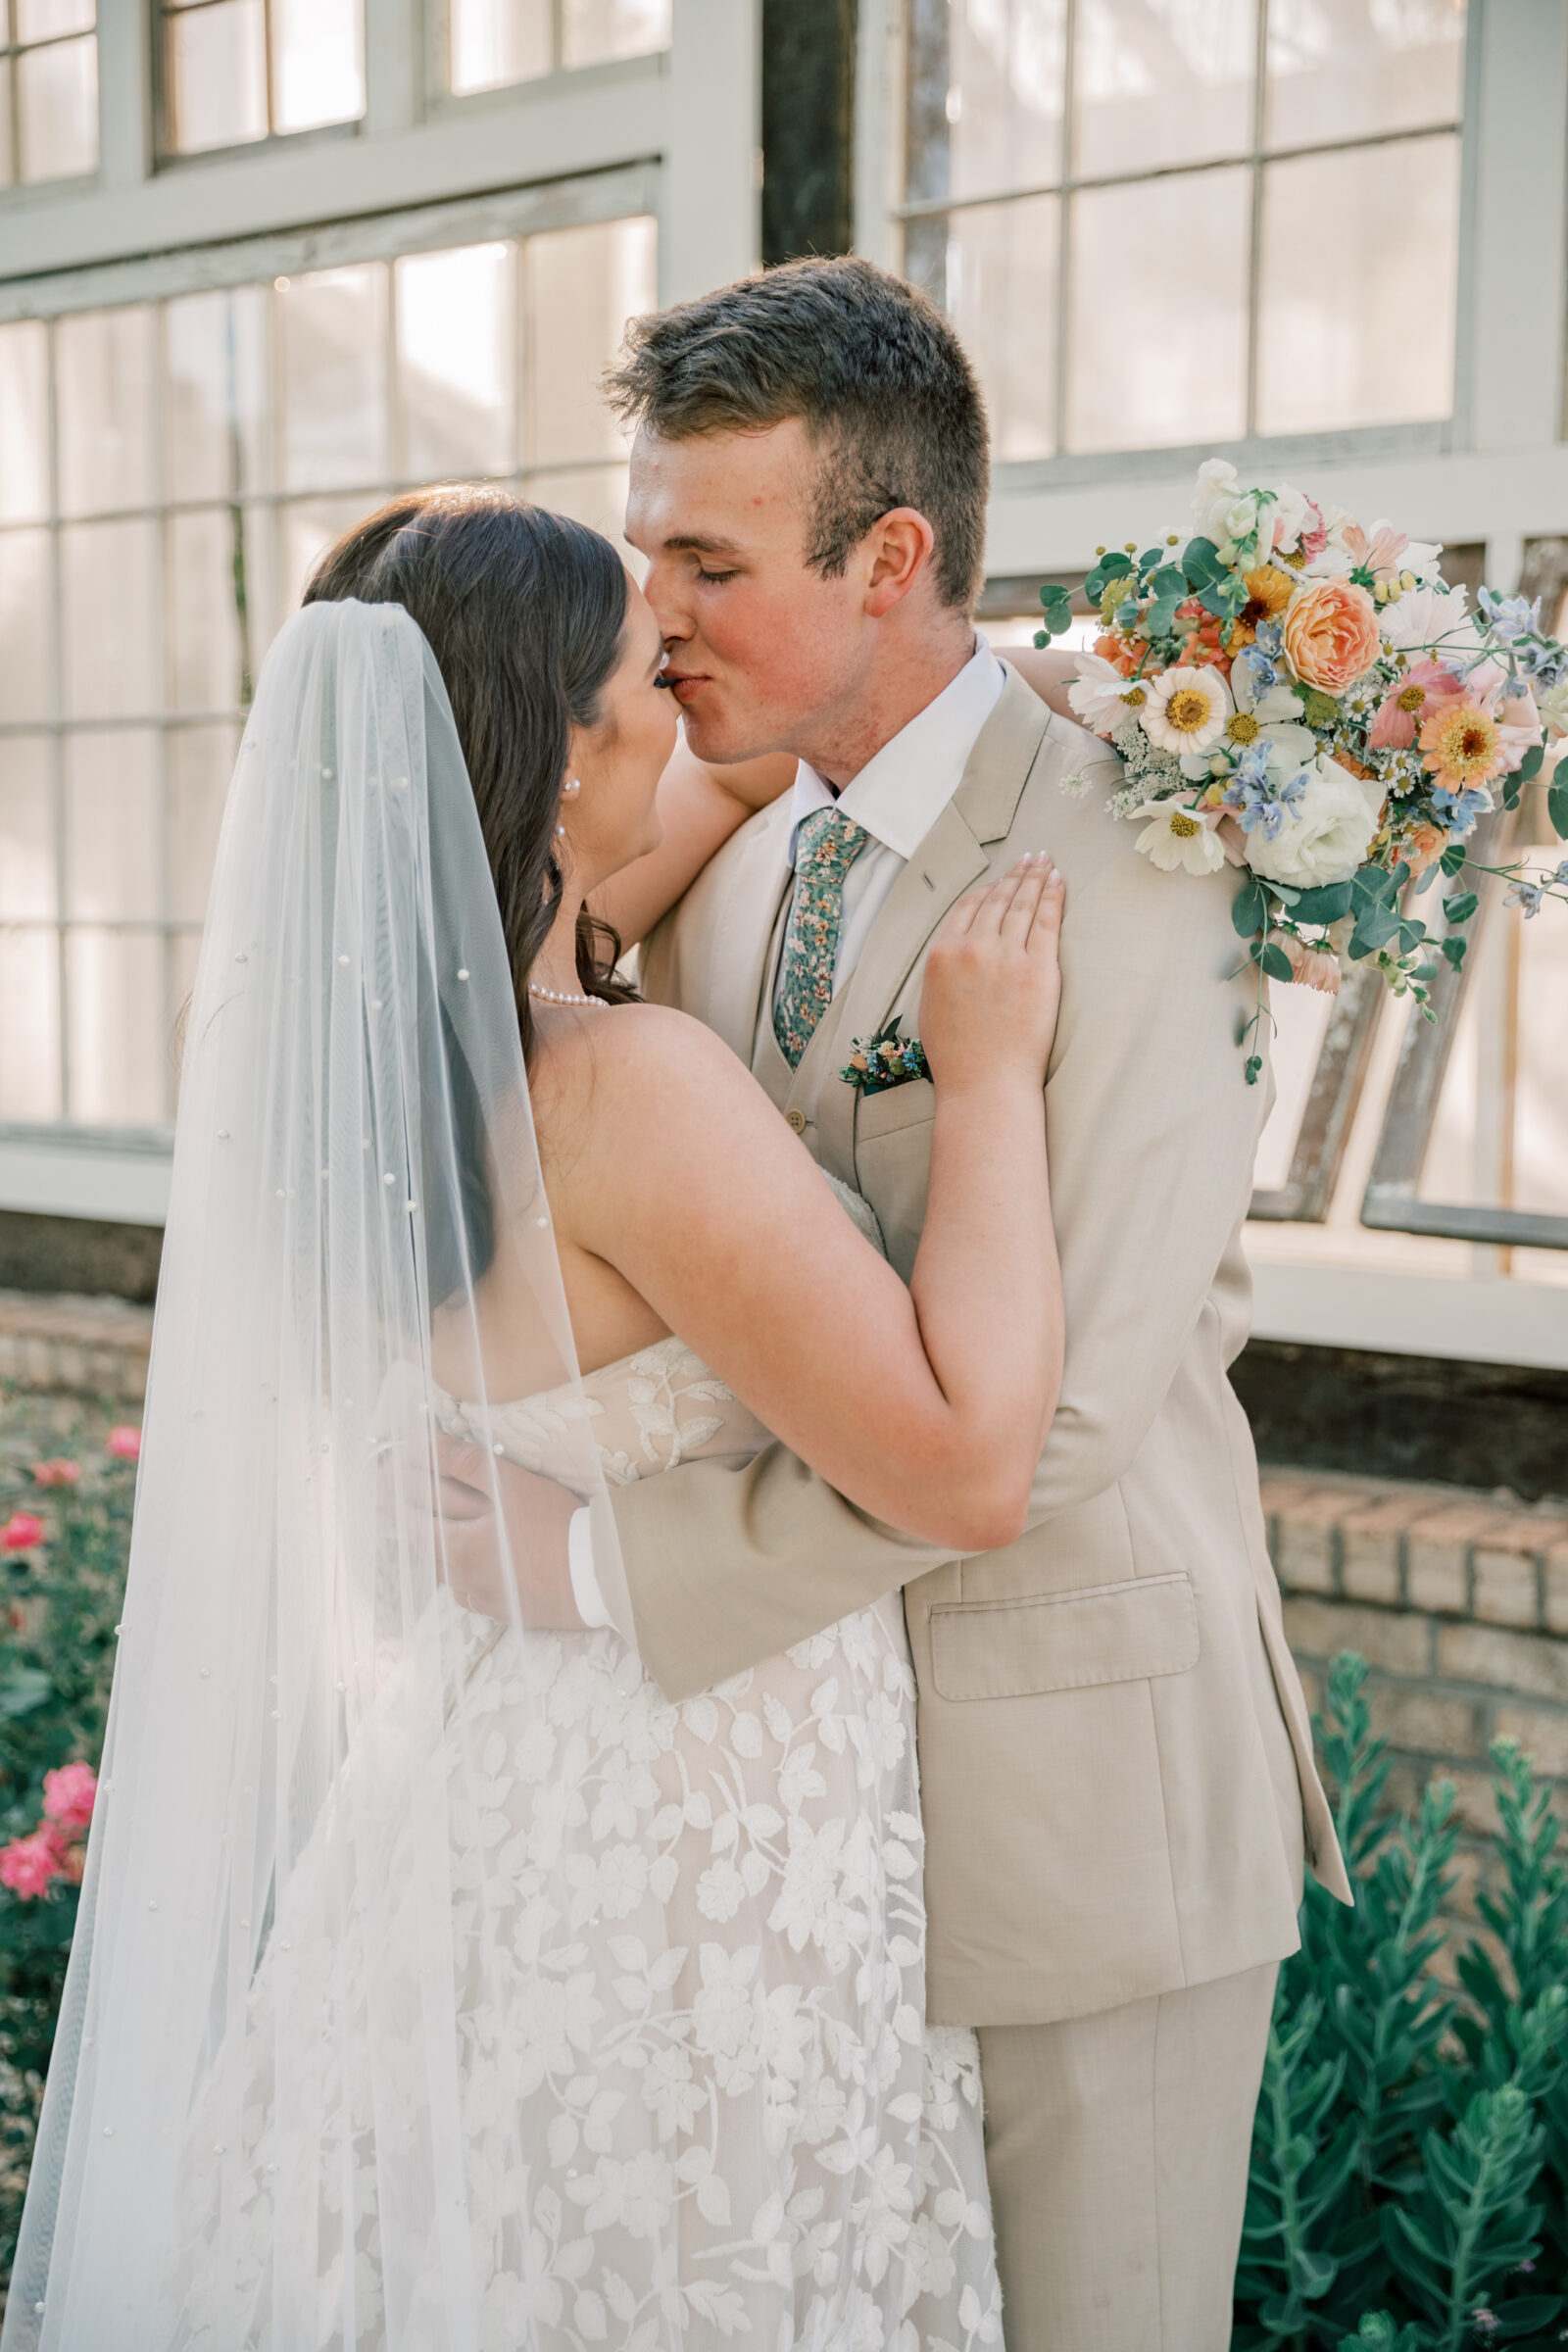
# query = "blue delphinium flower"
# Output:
<box><xmin>1430</xmin><ymin>783</ymin><xmax>1493</xmax><ymax>834</ymax></box>
<box><xmin>1504</xmin><ymin>878</ymin><xmax>1545</xmax><ymax>917</ymax></box>
<box><xmin>1222</xmin><ymin>743</ymin><xmax>1308</xmax><ymax>841</ymax></box>
<box><xmin>1233</xmin><ymin>618</ymin><xmax>1285</xmax><ymax>699</ymax></box>
<box><xmin>1477</xmin><ymin>587</ymin><xmax>1541</xmax><ymax>645</ymax></box>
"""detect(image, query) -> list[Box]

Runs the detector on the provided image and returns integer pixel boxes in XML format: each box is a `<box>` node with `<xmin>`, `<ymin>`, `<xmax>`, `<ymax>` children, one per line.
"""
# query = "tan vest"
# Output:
<box><xmin>613</xmin><ymin>666</ymin><xmax>1348</xmax><ymax>2028</ymax></box>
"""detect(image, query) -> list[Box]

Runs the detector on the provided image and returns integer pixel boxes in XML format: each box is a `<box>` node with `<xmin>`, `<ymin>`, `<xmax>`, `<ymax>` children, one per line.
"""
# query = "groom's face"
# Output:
<box><xmin>625</xmin><ymin>418</ymin><xmax>872</xmax><ymax>765</ymax></box>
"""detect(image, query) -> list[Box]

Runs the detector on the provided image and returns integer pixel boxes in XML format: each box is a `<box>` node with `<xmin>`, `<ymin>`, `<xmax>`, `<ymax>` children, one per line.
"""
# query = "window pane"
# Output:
<box><xmin>17</xmin><ymin>33</ymin><xmax>98</xmax><ymax>181</ymax></box>
<box><xmin>61</xmin><ymin>518</ymin><xmax>159</xmax><ymax>717</ymax></box>
<box><xmin>66</xmin><ymin>928</ymin><xmax>169</xmax><ymax>1124</ymax></box>
<box><xmin>0</xmin><ymin>529</ymin><xmax>55</xmax><ymax>722</ymax></box>
<box><xmin>164</xmin><ymin>287</ymin><xmax>270</xmax><ymax>504</ymax></box>
<box><xmin>65</xmin><ymin>729</ymin><xmax>160</xmax><ymax>920</ymax></box>
<box><xmin>1512</xmin><ymin>840</ymin><xmax>1568</xmax><ymax>1217</ymax></box>
<box><xmin>168</xmin><ymin>507</ymin><xmax>248</xmax><ymax>712</ymax></box>
<box><xmin>1256</xmin><ymin>135</ymin><xmax>1458</xmax><ymax>434</ymax></box>
<box><xmin>1066</xmin><ymin>166</ymin><xmax>1248</xmax><ymax>451</ymax></box>
<box><xmin>0</xmin><ymin>322</ymin><xmax>51</xmax><ymax>524</ymax></box>
<box><xmin>279</xmin><ymin>496</ymin><xmax>377</xmax><ymax>615</ymax></box>
<box><xmin>167</xmin><ymin>1</ymin><xmax>268</xmax><ymax>154</ymax></box>
<box><xmin>562</xmin><ymin>0</ymin><xmax>670</xmax><ymax>69</ymax></box>
<box><xmin>525</xmin><ymin>217</ymin><xmax>656</xmax><ymax>466</ymax></box>
<box><xmin>272</xmin><ymin>0</ymin><xmax>365</xmax><ymax>132</ymax></box>
<box><xmin>1074</xmin><ymin>0</ymin><xmax>1256</xmax><ymax>179</ymax></box>
<box><xmin>0</xmin><ymin>735</ymin><xmax>56</xmax><ymax>920</ymax></box>
<box><xmin>449</xmin><ymin>0</ymin><xmax>551</xmax><ymax>94</ymax></box>
<box><xmin>57</xmin><ymin>306</ymin><xmax>157</xmax><ymax>516</ymax></box>
<box><xmin>908</xmin><ymin>195</ymin><xmax>1058</xmax><ymax>462</ymax></box>
<box><xmin>17</xmin><ymin>0</ymin><xmax>96</xmax><ymax>37</ymax></box>
<box><xmin>278</xmin><ymin>267</ymin><xmax>389</xmax><ymax>491</ymax></box>
<box><xmin>1267</xmin><ymin>0</ymin><xmax>1464</xmax><ymax>148</ymax></box>
<box><xmin>522</xmin><ymin>465</ymin><xmax>630</xmax><ymax>553</ymax></box>
<box><xmin>395</xmin><ymin>244</ymin><xmax>515</xmax><ymax>480</ymax></box>
<box><xmin>0</xmin><ymin>931</ymin><xmax>61</xmax><ymax>1121</ymax></box>
<box><xmin>905</xmin><ymin>0</ymin><xmax>1065</xmax><ymax>207</ymax></box>
<box><xmin>168</xmin><ymin>724</ymin><xmax>238</xmax><ymax>923</ymax></box>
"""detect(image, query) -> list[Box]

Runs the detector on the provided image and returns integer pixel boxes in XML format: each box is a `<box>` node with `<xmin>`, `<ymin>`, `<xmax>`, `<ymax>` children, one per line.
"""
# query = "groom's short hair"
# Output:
<box><xmin>606</xmin><ymin>257</ymin><xmax>989</xmax><ymax>612</ymax></box>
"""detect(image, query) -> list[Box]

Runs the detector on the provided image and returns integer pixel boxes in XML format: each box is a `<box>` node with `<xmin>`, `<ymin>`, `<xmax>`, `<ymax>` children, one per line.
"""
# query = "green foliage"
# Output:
<box><xmin>0</xmin><ymin>1419</ymin><xmax>132</xmax><ymax>2274</ymax></box>
<box><xmin>1234</xmin><ymin>1656</ymin><xmax>1568</xmax><ymax>2351</ymax></box>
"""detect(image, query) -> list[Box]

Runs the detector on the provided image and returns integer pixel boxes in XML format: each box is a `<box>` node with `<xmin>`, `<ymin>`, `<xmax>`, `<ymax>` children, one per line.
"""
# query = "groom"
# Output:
<box><xmin>491</xmin><ymin>258</ymin><xmax>1347</xmax><ymax>2347</ymax></box>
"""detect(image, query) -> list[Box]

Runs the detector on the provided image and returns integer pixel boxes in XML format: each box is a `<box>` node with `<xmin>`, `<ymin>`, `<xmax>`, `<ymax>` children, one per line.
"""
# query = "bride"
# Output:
<box><xmin>5</xmin><ymin>487</ymin><xmax>1062</xmax><ymax>2350</ymax></box>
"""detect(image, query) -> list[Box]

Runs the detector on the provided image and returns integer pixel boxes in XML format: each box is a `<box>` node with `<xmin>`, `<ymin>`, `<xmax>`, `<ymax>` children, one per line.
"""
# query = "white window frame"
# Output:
<box><xmin>0</xmin><ymin>0</ymin><xmax>760</xmax><ymax>1221</ymax></box>
<box><xmin>858</xmin><ymin>0</ymin><xmax>1568</xmax><ymax>1368</ymax></box>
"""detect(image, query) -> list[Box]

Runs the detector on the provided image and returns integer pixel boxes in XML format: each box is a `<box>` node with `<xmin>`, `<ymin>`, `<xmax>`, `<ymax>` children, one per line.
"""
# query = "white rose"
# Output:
<box><xmin>1244</xmin><ymin>756</ymin><xmax>1385</xmax><ymax>891</ymax></box>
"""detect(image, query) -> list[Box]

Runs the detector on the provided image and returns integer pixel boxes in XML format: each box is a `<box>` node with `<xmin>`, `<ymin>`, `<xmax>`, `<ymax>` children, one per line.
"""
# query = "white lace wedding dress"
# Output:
<box><xmin>171</xmin><ymin>1203</ymin><xmax>1004</xmax><ymax>2351</ymax></box>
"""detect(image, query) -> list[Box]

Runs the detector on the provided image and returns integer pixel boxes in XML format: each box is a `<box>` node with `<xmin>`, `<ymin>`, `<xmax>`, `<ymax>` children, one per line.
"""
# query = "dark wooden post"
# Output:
<box><xmin>760</xmin><ymin>0</ymin><xmax>858</xmax><ymax>267</ymax></box>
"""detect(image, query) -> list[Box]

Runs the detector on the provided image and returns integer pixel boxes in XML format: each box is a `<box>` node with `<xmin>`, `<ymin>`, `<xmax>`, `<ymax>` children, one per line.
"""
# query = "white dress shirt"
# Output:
<box><xmin>770</xmin><ymin>641</ymin><xmax>1006</xmax><ymax>1011</ymax></box>
<box><xmin>567</xmin><ymin>641</ymin><xmax>1007</xmax><ymax>1631</ymax></box>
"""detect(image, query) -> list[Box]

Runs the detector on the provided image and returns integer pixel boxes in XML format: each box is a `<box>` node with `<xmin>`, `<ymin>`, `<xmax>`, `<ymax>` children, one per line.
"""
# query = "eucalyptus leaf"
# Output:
<box><xmin>1284</xmin><ymin>879</ymin><xmax>1353</xmax><ymax>925</ymax></box>
<box><xmin>1549</xmin><ymin>778</ymin><xmax>1568</xmax><ymax>839</ymax></box>
<box><xmin>1515</xmin><ymin>742</ymin><xmax>1544</xmax><ymax>784</ymax></box>
<box><xmin>1260</xmin><ymin>940</ymin><xmax>1295</xmax><ymax>983</ymax></box>
<box><xmin>1441</xmin><ymin>891</ymin><xmax>1478</xmax><ymax>926</ymax></box>
<box><xmin>1232</xmin><ymin>876</ymin><xmax>1268</xmax><ymax>938</ymax></box>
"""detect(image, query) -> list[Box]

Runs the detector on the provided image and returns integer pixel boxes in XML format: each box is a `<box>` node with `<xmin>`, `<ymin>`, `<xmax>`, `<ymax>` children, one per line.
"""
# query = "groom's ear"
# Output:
<box><xmin>862</xmin><ymin>508</ymin><xmax>939</xmax><ymax>619</ymax></box>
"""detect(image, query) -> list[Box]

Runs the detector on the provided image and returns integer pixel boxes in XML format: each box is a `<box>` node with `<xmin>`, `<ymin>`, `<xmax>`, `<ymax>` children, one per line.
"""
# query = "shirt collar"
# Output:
<box><xmin>786</xmin><ymin>642</ymin><xmax>1006</xmax><ymax>866</ymax></box>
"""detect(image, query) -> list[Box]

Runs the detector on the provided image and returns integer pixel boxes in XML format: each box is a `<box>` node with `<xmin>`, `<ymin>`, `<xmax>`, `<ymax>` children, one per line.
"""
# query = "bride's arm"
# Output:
<box><xmin>590</xmin><ymin>734</ymin><xmax>797</xmax><ymax>948</ymax></box>
<box><xmin>562</xmin><ymin>859</ymin><xmax>1064</xmax><ymax>1551</ymax></box>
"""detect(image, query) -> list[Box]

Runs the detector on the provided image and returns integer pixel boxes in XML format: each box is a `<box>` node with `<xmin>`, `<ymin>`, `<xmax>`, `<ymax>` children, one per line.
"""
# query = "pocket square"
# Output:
<box><xmin>839</xmin><ymin>1020</ymin><xmax>931</xmax><ymax>1096</ymax></box>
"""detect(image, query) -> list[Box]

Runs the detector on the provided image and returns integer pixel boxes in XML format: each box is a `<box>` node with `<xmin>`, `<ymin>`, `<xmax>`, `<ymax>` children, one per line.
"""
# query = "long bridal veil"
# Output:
<box><xmin>4</xmin><ymin>599</ymin><xmax>633</xmax><ymax>2348</ymax></box>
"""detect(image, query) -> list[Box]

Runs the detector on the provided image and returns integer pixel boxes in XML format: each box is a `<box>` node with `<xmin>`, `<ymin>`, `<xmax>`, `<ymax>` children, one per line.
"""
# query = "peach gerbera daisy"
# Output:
<box><xmin>1418</xmin><ymin>700</ymin><xmax>1507</xmax><ymax>792</ymax></box>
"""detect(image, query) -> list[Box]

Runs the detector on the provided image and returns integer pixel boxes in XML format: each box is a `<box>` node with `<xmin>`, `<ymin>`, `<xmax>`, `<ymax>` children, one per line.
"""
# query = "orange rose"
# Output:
<box><xmin>1281</xmin><ymin>579</ymin><xmax>1382</xmax><ymax>696</ymax></box>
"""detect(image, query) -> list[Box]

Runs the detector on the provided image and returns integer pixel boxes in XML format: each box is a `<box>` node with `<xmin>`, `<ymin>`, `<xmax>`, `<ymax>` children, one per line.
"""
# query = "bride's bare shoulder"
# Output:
<box><xmin>531</xmin><ymin>1000</ymin><xmax>774</xmax><ymax>1172</ymax></box>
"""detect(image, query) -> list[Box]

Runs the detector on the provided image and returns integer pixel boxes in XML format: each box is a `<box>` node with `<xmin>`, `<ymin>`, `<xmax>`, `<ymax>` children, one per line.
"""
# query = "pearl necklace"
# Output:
<box><xmin>528</xmin><ymin>981</ymin><xmax>605</xmax><ymax>1008</ymax></box>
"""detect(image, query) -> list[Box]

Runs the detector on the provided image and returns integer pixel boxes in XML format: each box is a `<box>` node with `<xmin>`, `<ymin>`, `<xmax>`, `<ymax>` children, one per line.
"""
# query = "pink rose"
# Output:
<box><xmin>1282</xmin><ymin>580</ymin><xmax>1382</xmax><ymax>695</ymax></box>
<box><xmin>29</xmin><ymin>1459</ymin><xmax>81</xmax><ymax>1489</ymax></box>
<box><xmin>0</xmin><ymin>1827</ymin><xmax>68</xmax><ymax>1899</ymax></box>
<box><xmin>105</xmin><ymin>1426</ymin><xmax>141</xmax><ymax>1461</ymax></box>
<box><xmin>1</xmin><ymin>1513</ymin><xmax>44</xmax><ymax>1552</ymax></box>
<box><xmin>42</xmin><ymin>1764</ymin><xmax>97</xmax><ymax>1835</ymax></box>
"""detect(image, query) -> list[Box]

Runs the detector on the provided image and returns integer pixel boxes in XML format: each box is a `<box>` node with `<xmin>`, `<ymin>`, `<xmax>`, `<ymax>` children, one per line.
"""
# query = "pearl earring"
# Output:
<box><xmin>564</xmin><ymin>777</ymin><xmax>582</xmax><ymax>797</ymax></box>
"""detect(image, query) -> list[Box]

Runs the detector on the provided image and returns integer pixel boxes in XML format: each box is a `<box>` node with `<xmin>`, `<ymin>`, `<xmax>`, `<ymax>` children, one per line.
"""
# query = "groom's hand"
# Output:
<box><xmin>433</xmin><ymin>1438</ymin><xmax>583</xmax><ymax>1628</ymax></box>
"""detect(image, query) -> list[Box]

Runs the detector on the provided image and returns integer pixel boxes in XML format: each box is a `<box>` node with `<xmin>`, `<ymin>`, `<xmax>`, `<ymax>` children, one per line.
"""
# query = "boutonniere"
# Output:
<box><xmin>839</xmin><ymin>1020</ymin><xmax>931</xmax><ymax>1096</ymax></box>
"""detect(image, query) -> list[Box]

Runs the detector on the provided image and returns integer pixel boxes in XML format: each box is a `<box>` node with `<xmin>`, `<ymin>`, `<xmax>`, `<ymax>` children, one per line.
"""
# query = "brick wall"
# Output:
<box><xmin>0</xmin><ymin>1291</ymin><xmax>151</xmax><ymax>1402</ymax></box>
<box><xmin>1264</xmin><ymin>1466</ymin><xmax>1568</xmax><ymax>1945</ymax></box>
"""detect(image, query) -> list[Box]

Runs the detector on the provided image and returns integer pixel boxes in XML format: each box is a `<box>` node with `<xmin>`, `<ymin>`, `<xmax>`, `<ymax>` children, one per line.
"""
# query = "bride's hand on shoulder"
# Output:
<box><xmin>918</xmin><ymin>854</ymin><xmax>1065</xmax><ymax>1096</ymax></box>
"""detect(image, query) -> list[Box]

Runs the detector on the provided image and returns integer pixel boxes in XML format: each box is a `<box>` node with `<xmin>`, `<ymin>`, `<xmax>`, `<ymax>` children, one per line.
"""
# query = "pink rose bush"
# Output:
<box><xmin>29</xmin><ymin>1459</ymin><xmax>81</xmax><ymax>1489</ymax></box>
<box><xmin>105</xmin><ymin>1425</ymin><xmax>141</xmax><ymax>1461</ymax></box>
<box><xmin>0</xmin><ymin>1766</ymin><xmax>96</xmax><ymax>1899</ymax></box>
<box><xmin>1056</xmin><ymin>459</ymin><xmax>1568</xmax><ymax>1079</ymax></box>
<box><xmin>1</xmin><ymin>1514</ymin><xmax>44</xmax><ymax>1553</ymax></box>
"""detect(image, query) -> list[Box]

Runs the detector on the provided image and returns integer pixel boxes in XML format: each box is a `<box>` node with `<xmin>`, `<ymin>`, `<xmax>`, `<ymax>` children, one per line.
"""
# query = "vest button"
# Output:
<box><xmin>785</xmin><ymin>1108</ymin><xmax>808</xmax><ymax>1133</ymax></box>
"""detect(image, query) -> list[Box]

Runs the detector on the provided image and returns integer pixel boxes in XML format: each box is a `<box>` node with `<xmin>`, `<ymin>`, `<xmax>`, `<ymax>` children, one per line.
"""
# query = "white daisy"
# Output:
<box><xmin>1187</xmin><ymin>660</ymin><xmax>1317</xmax><ymax>781</ymax></box>
<box><xmin>1141</xmin><ymin>665</ymin><xmax>1234</xmax><ymax>757</ymax></box>
<box><xmin>1068</xmin><ymin>651</ymin><xmax>1151</xmax><ymax>736</ymax></box>
<box><xmin>1132</xmin><ymin>800</ymin><xmax>1227</xmax><ymax>876</ymax></box>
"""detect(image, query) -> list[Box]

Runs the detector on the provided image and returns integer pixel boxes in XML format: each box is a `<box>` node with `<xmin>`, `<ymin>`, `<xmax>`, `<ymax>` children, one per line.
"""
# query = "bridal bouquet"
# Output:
<box><xmin>1042</xmin><ymin>460</ymin><xmax>1568</xmax><ymax>1079</ymax></box>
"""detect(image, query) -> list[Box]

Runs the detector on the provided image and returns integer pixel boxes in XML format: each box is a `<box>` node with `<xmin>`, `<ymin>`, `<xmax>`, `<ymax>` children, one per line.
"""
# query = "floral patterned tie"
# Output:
<box><xmin>773</xmin><ymin>806</ymin><xmax>871</xmax><ymax>1070</ymax></box>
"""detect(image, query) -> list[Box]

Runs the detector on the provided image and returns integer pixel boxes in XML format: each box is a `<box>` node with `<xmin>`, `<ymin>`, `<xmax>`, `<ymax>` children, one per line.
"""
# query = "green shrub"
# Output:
<box><xmin>0</xmin><ymin>1420</ymin><xmax>133</xmax><ymax>2271</ymax></box>
<box><xmin>1235</xmin><ymin>1653</ymin><xmax>1568</xmax><ymax>2351</ymax></box>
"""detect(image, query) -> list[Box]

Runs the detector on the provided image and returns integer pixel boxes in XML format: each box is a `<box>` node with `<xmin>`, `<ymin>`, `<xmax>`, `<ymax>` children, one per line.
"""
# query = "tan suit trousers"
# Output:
<box><xmin>978</xmin><ymin>1958</ymin><xmax>1277</xmax><ymax>2352</ymax></box>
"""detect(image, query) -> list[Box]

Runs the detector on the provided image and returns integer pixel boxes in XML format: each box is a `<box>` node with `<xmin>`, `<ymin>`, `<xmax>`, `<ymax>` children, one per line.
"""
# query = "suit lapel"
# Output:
<box><xmin>804</xmin><ymin>667</ymin><xmax>1053</xmax><ymax>1175</ymax></box>
<box><xmin>705</xmin><ymin>798</ymin><xmax>794</xmax><ymax>1064</ymax></box>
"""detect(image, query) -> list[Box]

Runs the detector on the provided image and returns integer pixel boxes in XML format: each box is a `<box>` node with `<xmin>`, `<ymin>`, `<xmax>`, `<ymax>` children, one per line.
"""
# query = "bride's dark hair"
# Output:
<box><xmin>305</xmin><ymin>484</ymin><xmax>639</xmax><ymax>1065</ymax></box>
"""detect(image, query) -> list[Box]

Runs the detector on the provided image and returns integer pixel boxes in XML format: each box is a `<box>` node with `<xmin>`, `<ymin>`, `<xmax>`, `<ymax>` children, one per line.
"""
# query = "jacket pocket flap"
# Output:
<box><xmin>855</xmin><ymin>1076</ymin><xmax>936</xmax><ymax>1143</ymax></box>
<box><xmin>928</xmin><ymin>1572</ymin><xmax>1199</xmax><ymax>1702</ymax></box>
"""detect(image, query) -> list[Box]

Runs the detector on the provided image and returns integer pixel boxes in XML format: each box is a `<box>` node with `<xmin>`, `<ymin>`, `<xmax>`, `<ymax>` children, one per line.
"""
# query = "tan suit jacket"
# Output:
<box><xmin>614</xmin><ymin>665</ymin><xmax>1349</xmax><ymax>2028</ymax></box>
